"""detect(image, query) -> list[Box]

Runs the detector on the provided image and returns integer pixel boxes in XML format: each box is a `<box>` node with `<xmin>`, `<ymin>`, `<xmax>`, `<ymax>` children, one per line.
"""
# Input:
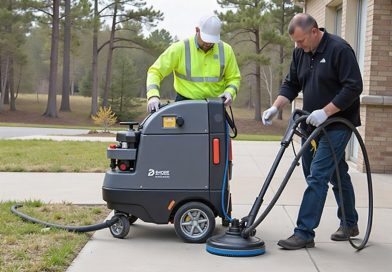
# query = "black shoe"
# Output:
<box><xmin>330</xmin><ymin>226</ymin><xmax>359</xmax><ymax>241</ymax></box>
<box><xmin>277</xmin><ymin>234</ymin><xmax>315</xmax><ymax>250</ymax></box>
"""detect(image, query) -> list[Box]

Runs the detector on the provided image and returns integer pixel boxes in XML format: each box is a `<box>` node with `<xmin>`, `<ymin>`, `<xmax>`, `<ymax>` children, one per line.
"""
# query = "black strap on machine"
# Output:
<box><xmin>225</xmin><ymin>106</ymin><xmax>237</xmax><ymax>138</ymax></box>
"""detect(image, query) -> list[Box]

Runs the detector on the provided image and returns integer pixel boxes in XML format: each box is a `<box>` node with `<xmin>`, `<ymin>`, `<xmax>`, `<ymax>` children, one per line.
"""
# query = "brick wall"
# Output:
<box><xmin>358</xmin><ymin>106</ymin><xmax>392</xmax><ymax>173</ymax></box>
<box><xmin>361</xmin><ymin>0</ymin><xmax>392</xmax><ymax>173</ymax></box>
<box><xmin>305</xmin><ymin>0</ymin><xmax>326</xmax><ymax>25</ymax></box>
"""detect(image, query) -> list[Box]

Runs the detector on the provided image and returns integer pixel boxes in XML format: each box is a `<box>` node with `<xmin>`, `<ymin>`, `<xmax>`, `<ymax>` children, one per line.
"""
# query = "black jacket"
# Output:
<box><xmin>280</xmin><ymin>29</ymin><xmax>362</xmax><ymax>128</ymax></box>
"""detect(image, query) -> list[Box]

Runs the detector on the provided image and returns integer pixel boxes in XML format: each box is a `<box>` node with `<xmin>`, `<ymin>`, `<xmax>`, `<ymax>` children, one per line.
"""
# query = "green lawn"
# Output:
<box><xmin>0</xmin><ymin>140</ymin><xmax>110</xmax><ymax>172</ymax></box>
<box><xmin>0</xmin><ymin>122</ymin><xmax>103</xmax><ymax>130</ymax></box>
<box><xmin>235</xmin><ymin>134</ymin><xmax>282</xmax><ymax>141</ymax></box>
<box><xmin>0</xmin><ymin>94</ymin><xmax>146</xmax><ymax>128</ymax></box>
<box><xmin>0</xmin><ymin>137</ymin><xmax>283</xmax><ymax>172</ymax></box>
<box><xmin>0</xmin><ymin>200</ymin><xmax>110</xmax><ymax>272</ymax></box>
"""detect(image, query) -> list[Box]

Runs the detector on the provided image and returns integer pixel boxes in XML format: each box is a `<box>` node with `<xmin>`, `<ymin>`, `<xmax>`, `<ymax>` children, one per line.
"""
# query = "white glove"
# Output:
<box><xmin>262</xmin><ymin>106</ymin><xmax>278</xmax><ymax>125</ymax></box>
<box><xmin>219</xmin><ymin>92</ymin><xmax>232</xmax><ymax>106</ymax></box>
<box><xmin>306</xmin><ymin>109</ymin><xmax>328</xmax><ymax>127</ymax></box>
<box><xmin>147</xmin><ymin>97</ymin><xmax>160</xmax><ymax>113</ymax></box>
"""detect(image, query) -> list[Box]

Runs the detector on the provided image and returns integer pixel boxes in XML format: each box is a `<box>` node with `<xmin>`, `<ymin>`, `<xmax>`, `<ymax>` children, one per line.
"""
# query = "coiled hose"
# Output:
<box><xmin>11</xmin><ymin>204</ymin><xmax>119</xmax><ymax>232</ymax></box>
<box><xmin>242</xmin><ymin>117</ymin><xmax>373</xmax><ymax>251</ymax></box>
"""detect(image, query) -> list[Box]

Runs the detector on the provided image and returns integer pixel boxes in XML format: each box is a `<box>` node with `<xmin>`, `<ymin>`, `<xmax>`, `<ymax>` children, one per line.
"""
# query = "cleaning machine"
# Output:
<box><xmin>11</xmin><ymin>99</ymin><xmax>373</xmax><ymax>257</ymax></box>
<box><xmin>11</xmin><ymin>98</ymin><xmax>233</xmax><ymax>243</ymax></box>
<box><xmin>102</xmin><ymin>98</ymin><xmax>235</xmax><ymax>243</ymax></box>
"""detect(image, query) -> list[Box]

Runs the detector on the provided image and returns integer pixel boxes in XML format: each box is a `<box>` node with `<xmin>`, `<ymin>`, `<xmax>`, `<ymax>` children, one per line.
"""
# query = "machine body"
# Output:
<box><xmin>103</xmin><ymin>99</ymin><xmax>232</xmax><ymax>242</ymax></box>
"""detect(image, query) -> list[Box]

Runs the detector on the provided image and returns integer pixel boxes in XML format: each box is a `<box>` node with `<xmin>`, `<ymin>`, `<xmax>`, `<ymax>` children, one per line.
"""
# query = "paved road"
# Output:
<box><xmin>0</xmin><ymin>126</ymin><xmax>89</xmax><ymax>139</ymax></box>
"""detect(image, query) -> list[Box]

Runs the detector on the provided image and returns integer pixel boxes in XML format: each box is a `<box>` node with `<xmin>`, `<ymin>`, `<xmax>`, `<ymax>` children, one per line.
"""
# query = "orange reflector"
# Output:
<box><xmin>168</xmin><ymin>200</ymin><xmax>176</xmax><ymax>210</ymax></box>
<box><xmin>229</xmin><ymin>139</ymin><xmax>232</xmax><ymax>161</ymax></box>
<box><xmin>109</xmin><ymin>144</ymin><xmax>117</xmax><ymax>149</ymax></box>
<box><xmin>213</xmin><ymin>138</ymin><xmax>220</xmax><ymax>165</ymax></box>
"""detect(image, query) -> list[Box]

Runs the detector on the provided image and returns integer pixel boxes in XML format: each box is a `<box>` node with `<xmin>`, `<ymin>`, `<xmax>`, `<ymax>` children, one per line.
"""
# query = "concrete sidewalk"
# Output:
<box><xmin>1</xmin><ymin>141</ymin><xmax>391</xmax><ymax>272</ymax></box>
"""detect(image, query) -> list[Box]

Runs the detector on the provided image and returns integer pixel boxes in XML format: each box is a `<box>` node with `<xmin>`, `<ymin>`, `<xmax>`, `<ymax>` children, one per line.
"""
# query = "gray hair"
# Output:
<box><xmin>288</xmin><ymin>13</ymin><xmax>318</xmax><ymax>35</ymax></box>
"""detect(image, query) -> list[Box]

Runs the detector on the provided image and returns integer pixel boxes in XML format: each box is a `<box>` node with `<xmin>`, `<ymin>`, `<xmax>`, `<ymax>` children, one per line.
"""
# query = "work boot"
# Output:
<box><xmin>277</xmin><ymin>234</ymin><xmax>315</xmax><ymax>250</ymax></box>
<box><xmin>330</xmin><ymin>226</ymin><xmax>359</xmax><ymax>241</ymax></box>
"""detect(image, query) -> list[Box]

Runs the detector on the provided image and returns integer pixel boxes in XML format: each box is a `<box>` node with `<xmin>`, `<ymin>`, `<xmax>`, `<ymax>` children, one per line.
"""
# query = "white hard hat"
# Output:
<box><xmin>198</xmin><ymin>15</ymin><xmax>222</xmax><ymax>43</ymax></box>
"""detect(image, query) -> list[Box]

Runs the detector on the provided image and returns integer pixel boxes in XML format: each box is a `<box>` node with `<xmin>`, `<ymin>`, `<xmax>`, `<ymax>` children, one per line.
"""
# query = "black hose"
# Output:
<box><xmin>242</xmin><ymin>117</ymin><xmax>373</xmax><ymax>251</ymax></box>
<box><xmin>225</xmin><ymin>106</ymin><xmax>237</xmax><ymax>138</ymax></box>
<box><xmin>11</xmin><ymin>204</ymin><xmax>119</xmax><ymax>233</ymax></box>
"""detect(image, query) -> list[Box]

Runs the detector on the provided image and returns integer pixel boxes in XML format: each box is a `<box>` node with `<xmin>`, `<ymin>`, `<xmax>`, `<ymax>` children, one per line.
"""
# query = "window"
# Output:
<box><xmin>356</xmin><ymin>0</ymin><xmax>368</xmax><ymax>73</ymax></box>
<box><xmin>335</xmin><ymin>6</ymin><xmax>342</xmax><ymax>36</ymax></box>
<box><xmin>349</xmin><ymin>0</ymin><xmax>367</xmax><ymax>162</ymax></box>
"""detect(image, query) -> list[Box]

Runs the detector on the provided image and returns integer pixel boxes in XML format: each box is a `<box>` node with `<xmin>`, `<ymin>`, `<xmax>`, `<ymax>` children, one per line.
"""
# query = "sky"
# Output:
<box><xmin>144</xmin><ymin>0</ymin><xmax>222</xmax><ymax>40</ymax></box>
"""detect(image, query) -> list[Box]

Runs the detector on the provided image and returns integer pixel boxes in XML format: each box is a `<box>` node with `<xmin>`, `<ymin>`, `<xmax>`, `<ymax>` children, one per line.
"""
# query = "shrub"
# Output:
<box><xmin>91</xmin><ymin>106</ymin><xmax>117</xmax><ymax>132</ymax></box>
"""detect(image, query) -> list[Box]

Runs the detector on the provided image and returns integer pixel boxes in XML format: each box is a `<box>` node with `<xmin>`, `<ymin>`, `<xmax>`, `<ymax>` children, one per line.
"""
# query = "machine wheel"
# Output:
<box><xmin>114</xmin><ymin>210</ymin><xmax>138</xmax><ymax>225</ymax></box>
<box><xmin>109</xmin><ymin>214</ymin><xmax>130</xmax><ymax>239</ymax></box>
<box><xmin>174</xmin><ymin>202</ymin><xmax>215</xmax><ymax>243</ymax></box>
<box><xmin>128</xmin><ymin>215</ymin><xmax>138</xmax><ymax>225</ymax></box>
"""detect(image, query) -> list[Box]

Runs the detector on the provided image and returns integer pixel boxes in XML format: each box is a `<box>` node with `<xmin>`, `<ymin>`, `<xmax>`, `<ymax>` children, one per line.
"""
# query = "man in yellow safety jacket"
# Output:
<box><xmin>146</xmin><ymin>14</ymin><xmax>241</xmax><ymax>112</ymax></box>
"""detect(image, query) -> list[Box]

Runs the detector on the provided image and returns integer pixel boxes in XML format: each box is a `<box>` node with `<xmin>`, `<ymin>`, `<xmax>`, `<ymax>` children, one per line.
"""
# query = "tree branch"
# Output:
<box><xmin>244</xmin><ymin>72</ymin><xmax>258</xmax><ymax>78</ymax></box>
<box><xmin>258</xmin><ymin>41</ymin><xmax>270</xmax><ymax>54</ymax></box>
<box><xmin>233</xmin><ymin>38</ymin><xmax>256</xmax><ymax>46</ymax></box>
<box><xmin>115</xmin><ymin>17</ymin><xmax>135</xmax><ymax>25</ymax></box>
<box><xmin>98</xmin><ymin>1</ymin><xmax>129</xmax><ymax>15</ymax></box>
<box><xmin>229</xmin><ymin>30</ymin><xmax>251</xmax><ymax>40</ymax></box>
<box><xmin>113</xmin><ymin>46</ymin><xmax>145</xmax><ymax>51</ymax></box>
<box><xmin>35</xmin><ymin>8</ymin><xmax>53</xmax><ymax>17</ymax></box>
<box><xmin>98</xmin><ymin>37</ymin><xmax>144</xmax><ymax>53</ymax></box>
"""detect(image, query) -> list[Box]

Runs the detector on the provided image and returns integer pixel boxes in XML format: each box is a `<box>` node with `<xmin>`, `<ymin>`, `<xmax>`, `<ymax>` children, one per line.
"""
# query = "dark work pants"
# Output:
<box><xmin>294</xmin><ymin>128</ymin><xmax>359</xmax><ymax>240</ymax></box>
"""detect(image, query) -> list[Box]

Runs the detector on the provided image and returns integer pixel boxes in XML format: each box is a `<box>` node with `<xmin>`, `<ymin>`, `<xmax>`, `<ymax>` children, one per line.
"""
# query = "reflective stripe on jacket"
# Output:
<box><xmin>146</xmin><ymin>36</ymin><xmax>241</xmax><ymax>100</ymax></box>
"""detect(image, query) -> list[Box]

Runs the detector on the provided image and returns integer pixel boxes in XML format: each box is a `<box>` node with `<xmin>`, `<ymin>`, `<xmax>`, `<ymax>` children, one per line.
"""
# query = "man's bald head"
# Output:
<box><xmin>288</xmin><ymin>13</ymin><xmax>318</xmax><ymax>35</ymax></box>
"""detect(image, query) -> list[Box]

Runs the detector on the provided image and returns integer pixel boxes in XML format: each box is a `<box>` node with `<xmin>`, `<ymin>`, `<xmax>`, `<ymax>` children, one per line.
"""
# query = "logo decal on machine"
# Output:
<box><xmin>148</xmin><ymin>169</ymin><xmax>170</xmax><ymax>179</ymax></box>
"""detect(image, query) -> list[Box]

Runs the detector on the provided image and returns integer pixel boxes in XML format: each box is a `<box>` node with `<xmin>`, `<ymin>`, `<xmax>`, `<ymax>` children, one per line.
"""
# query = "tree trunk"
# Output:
<box><xmin>254</xmin><ymin>30</ymin><xmax>262</xmax><ymax>121</ymax></box>
<box><xmin>3</xmin><ymin>10</ymin><xmax>12</xmax><ymax>106</ymax></box>
<box><xmin>248</xmin><ymin>85</ymin><xmax>252</xmax><ymax>109</ymax></box>
<box><xmin>0</xmin><ymin>56</ymin><xmax>10</xmax><ymax>112</ymax></box>
<box><xmin>43</xmin><ymin>0</ymin><xmax>60</xmax><ymax>118</ymax></box>
<box><xmin>254</xmin><ymin>64</ymin><xmax>262</xmax><ymax>121</ymax></box>
<box><xmin>3</xmin><ymin>87</ymin><xmax>9</xmax><ymax>104</ymax></box>
<box><xmin>102</xmin><ymin>1</ymin><xmax>118</xmax><ymax>108</ymax></box>
<box><xmin>277</xmin><ymin>0</ymin><xmax>286</xmax><ymax>120</ymax></box>
<box><xmin>91</xmin><ymin>0</ymin><xmax>99</xmax><ymax>116</ymax></box>
<box><xmin>9</xmin><ymin>57</ymin><xmax>16</xmax><ymax>111</ymax></box>
<box><xmin>6</xmin><ymin>1</ymin><xmax>16</xmax><ymax>111</ymax></box>
<box><xmin>120</xmin><ymin>61</ymin><xmax>125</xmax><ymax>113</ymax></box>
<box><xmin>71</xmin><ymin>78</ymin><xmax>74</xmax><ymax>95</ymax></box>
<box><xmin>60</xmin><ymin>0</ymin><xmax>71</xmax><ymax>112</ymax></box>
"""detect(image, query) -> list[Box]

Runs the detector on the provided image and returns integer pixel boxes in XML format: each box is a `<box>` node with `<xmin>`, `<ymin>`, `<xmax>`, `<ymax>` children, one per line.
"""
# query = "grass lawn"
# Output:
<box><xmin>235</xmin><ymin>134</ymin><xmax>282</xmax><ymax>141</ymax></box>
<box><xmin>0</xmin><ymin>200</ymin><xmax>111</xmax><ymax>272</ymax></box>
<box><xmin>0</xmin><ymin>140</ymin><xmax>110</xmax><ymax>172</ymax></box>
<box><xmin>0</xmin><ymin>136</ymin><xmax>285</xmax><ymax>172</ymax></box>
<box><xmin>0</xmin><ymin>94</ymin><xmax>146</xmax><ymax>128</ymax></box>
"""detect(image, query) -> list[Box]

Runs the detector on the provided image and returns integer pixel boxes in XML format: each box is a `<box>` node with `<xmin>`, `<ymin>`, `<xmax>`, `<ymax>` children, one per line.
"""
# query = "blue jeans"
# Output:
<box><xmin>294</xmin><ymin>128</ymin><xmax>359</xmax><ymax>240</ymax></box>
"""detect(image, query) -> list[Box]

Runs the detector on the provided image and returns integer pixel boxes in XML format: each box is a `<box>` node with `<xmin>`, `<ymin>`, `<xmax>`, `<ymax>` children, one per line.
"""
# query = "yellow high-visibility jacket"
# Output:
<box><xmin>146</xmin><ymin>36</ymin><xmax>241</xmax><ymax>100</ymax></box>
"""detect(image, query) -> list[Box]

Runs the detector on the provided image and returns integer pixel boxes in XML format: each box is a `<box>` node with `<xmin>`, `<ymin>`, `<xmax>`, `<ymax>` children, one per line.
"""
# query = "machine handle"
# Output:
<box><xmin>120</xmin><ymin>122</ymin><xmax>139</xmax><ymax>131</ymax></box>
<box><xmin>281</xmin><ymin>110</ymin><xmax>309</xmax><ymax>146</ymax></box>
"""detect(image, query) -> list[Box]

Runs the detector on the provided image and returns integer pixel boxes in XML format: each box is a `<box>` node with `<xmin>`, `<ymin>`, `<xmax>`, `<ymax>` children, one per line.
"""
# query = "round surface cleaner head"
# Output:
<box><xmin>206</xmin><ymin>221</ymin><xmax>265</xmax><ymax>257</ymax></box>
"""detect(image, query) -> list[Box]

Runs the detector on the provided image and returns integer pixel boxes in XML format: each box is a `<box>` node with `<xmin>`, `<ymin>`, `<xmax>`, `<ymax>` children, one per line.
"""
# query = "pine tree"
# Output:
<box><xmin>0</xmin><ymin>0</ymin><xmax>32</xmax><ymax>112</ymax></box>
<box><xmin>269</xmin><ymin>0</ymin><xmax>301</xmax><ymax>119</ymax></box>
<box><xmin>217</xmin><ymin>0</ymin><xmax>283</xmax><ymax>120</ymax></box>
<box><xmin>90</xmin><ymin>0</ymin><xmax>163</xmax><ymax>116</ymax></box>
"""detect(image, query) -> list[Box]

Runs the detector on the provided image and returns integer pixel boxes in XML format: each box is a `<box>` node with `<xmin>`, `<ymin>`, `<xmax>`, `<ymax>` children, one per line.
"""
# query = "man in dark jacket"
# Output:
<box><xmin>262</xmin><ymin>13</ymin><xmax>362</xmax><ymax>250</ymax></box>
